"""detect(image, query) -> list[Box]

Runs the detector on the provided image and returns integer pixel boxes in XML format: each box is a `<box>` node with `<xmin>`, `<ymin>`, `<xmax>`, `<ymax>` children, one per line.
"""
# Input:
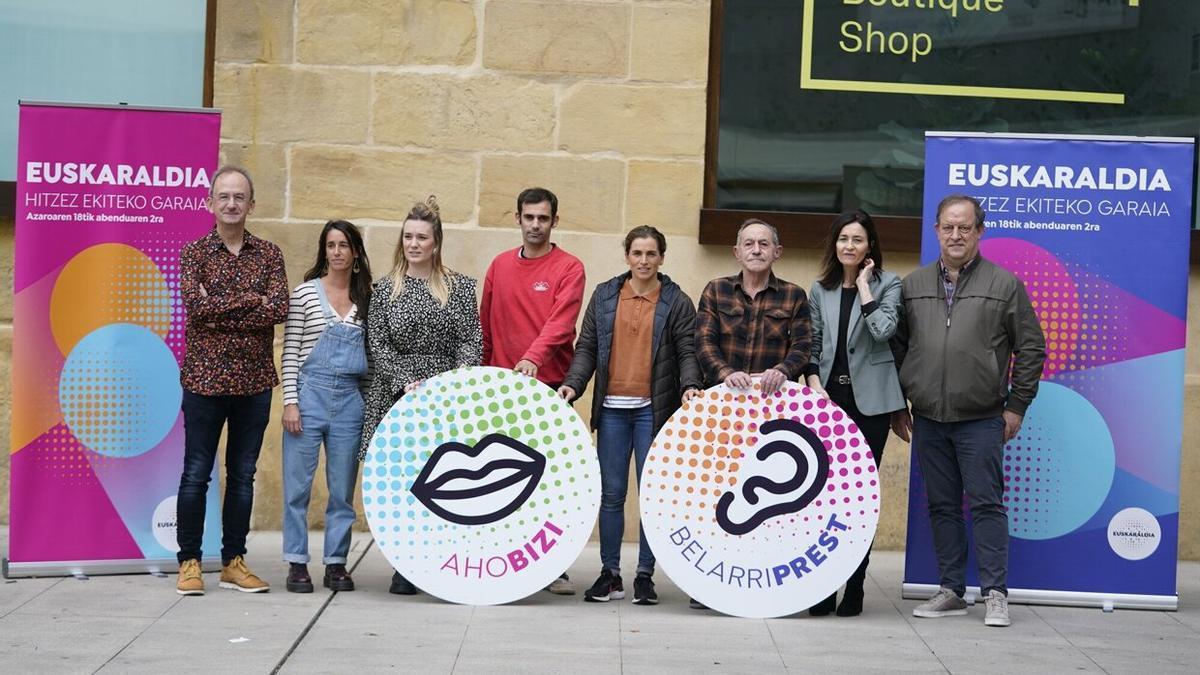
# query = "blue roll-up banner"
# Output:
<box><xmin>903</xmin><ymin>132</ymin><xmax>1194</xmax><ymax>610</ymax></box>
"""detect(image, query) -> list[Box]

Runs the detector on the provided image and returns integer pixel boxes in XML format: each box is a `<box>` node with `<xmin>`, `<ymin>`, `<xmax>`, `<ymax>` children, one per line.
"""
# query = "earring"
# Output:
<box><xmin>352</xmin><ymin>259</ymin><xmax>360</xmax><ymax>273</ymax></box>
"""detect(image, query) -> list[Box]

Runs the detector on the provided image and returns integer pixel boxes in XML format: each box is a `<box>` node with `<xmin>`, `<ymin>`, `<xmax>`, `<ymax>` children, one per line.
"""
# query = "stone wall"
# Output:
<box><xmin>2</xmin><ymin>0</ymin><xmax>1198</xmax><ymax>561</ymax></box>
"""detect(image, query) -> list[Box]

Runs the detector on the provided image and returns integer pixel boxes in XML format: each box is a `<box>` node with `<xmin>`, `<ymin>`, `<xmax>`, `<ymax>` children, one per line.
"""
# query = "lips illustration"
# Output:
<box><xmin>714</xmin><ymin>418</ymin><xmax>830</xmax><ymax>536</ymax></box>
<box><xmin>411</xmin><ymin>434</ymin><xmax>546</xmax><ymax>525</ymax></box>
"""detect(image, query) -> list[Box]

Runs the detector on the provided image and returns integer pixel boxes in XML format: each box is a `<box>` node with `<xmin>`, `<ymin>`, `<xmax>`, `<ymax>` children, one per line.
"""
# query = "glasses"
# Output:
<box><xmin>938</xmin><ymin>224</ymin><xmax>976</xmax><ymax>236</ymax></box>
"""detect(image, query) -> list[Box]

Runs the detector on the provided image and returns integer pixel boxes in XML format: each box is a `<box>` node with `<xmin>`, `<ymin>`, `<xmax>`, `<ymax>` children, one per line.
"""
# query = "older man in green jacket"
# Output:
<box><xmin>892</xmin><ymin>194</ymin><xmax>1046</xmax><ymax>629</ymax></box>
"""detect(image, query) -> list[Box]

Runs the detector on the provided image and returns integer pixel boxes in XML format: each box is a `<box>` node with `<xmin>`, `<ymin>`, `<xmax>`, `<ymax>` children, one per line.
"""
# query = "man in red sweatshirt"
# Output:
<box><xmin>480</xmin><ymin>186</ymin><xmax>586</xmax><ymax>594</ymax></box>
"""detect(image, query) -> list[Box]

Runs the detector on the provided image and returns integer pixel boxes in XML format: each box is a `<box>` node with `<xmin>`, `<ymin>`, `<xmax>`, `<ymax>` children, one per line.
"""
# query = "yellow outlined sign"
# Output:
<box><xmin>799</xmin><ymin>0</ymin><xmax>1127</xmax><ymax>105</ymax></box>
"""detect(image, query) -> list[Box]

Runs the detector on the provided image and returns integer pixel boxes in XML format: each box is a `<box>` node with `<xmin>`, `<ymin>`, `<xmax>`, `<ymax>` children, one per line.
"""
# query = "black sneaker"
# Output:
<box><xmin>689</xmin><ymin>597</ymin><xmax>709</xmax><ymax>610</ymax></box>
<box><xmin>389</xmin><ymin>571</ymin><xmax>417</xmax><ymax>595</ymax></box>
<box><xmin>583</xmin><ymin>569</ymin><xmax>625</xmax><ymax>602</ymax></box>
<box><xmin>632</xmin><ymin>573</ymin><xmax>658</xmax><ymax>605</ymax></box>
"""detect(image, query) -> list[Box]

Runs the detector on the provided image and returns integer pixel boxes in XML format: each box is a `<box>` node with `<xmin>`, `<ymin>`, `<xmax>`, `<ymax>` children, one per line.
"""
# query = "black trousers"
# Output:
<box><xmin>825</xmin><ymin>381</ymin><xmax>890</xmax><ymax>592</ymax></box>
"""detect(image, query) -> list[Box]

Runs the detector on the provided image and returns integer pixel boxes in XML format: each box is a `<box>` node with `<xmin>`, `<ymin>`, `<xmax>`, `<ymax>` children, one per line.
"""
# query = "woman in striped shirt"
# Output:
<box><xmin>280</xmin><ymin>220</ymin><xmax>373</xmax><ymax>594</ymax></box>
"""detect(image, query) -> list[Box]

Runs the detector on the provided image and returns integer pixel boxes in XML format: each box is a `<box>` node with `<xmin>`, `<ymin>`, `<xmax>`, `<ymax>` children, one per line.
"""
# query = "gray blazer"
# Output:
<box><xmin>807</xmin><ymin>270</ymin><xmax>906</xmax><ymax>416</ymax></box>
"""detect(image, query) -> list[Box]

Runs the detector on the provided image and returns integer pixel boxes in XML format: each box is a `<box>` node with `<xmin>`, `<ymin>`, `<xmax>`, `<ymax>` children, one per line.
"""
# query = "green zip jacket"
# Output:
<box><xmin>891</xmin><ymin>256</ymin><xmax>1046</xmax><ymax>423</ymax></box>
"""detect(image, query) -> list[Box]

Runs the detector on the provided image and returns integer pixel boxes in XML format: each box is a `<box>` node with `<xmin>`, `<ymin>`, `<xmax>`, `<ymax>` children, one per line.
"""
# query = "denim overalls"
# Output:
<box><xmin>282</xmin><ymin>279</ymin><xmax>368</xmax><ymax>565</ymax></box>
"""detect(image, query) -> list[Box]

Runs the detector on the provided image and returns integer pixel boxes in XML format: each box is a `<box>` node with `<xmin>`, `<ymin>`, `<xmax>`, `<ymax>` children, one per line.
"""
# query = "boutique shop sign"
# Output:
<box><xmin>801</xmin><ymin>0</ymin><xmax>1135</xmax><ymax>104</ymax></box>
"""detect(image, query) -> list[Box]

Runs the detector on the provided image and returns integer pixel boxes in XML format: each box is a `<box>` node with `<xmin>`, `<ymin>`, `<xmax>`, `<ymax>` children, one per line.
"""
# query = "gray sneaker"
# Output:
<box><xmin>912</xmin><ymin>587</ymin><xmax>968</xmax><ymax>618</ymax></box>
<box><xmin>546</xmin><ymin>574</ymin><xmax>576</xmax><ymax>595</ymax></box>
<box><xmin>983</xmin><ymin>590</ymin><xmax>1011</xmax><ymax>627</ymax></box>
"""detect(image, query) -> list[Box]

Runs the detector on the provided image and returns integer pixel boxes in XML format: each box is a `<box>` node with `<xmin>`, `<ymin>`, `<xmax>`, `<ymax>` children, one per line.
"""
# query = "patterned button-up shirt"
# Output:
<box><xmin>694</xmin><ymin>272</ymin><xmax>812</xmax><ymax>387</ymax></box>
<box><xmin>180</xmin><ymin>228</ymin><xmax>288</xmax><ymax>396</ymax></box>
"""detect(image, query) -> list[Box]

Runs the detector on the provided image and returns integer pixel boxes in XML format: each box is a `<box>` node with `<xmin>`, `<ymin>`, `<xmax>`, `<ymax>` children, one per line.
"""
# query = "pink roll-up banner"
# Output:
<box><xmin>6</xmin><ymin>102</ymin><xmax>221</xmax><ymax>577</ymax></box>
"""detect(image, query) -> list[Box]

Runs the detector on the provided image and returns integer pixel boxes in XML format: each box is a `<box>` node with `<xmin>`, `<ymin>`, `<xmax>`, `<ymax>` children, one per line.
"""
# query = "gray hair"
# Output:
<box><xmin>735</xmin><ymin>218</ymin><xmax>780</xmax><ymax>246</ymax></box>
<box><xmin>209</xmin><ymin>165</ymin><xmax>255</xmax><ymax>201</ymax></box>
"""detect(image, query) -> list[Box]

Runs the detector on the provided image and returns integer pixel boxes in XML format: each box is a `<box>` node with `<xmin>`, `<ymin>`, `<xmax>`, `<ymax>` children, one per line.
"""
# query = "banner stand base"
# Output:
<box><xmin>3</xmin><ymin>556</ymin><xmax>222</xmax><ymax>579</ymax></box>
<box><xmin>903</xmin><ymin>582</ymin><xmax>1178</xmax><ymax>612</ymax></box>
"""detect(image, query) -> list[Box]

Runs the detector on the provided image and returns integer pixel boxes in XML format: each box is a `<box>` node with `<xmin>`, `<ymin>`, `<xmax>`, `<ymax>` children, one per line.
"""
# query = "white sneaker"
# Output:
<box><xmin>913</xmin><ymin>587</ymin><xmax>968</xmax><ymax>618</ymax></box>
<box><xmin>984</xmin><ymin>590</ymin><xmax>1011</xmax><ymax>627</ymax></box>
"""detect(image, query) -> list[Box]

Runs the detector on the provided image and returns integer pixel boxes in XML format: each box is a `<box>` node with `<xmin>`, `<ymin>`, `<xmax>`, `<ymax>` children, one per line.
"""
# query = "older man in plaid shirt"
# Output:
<box><xmin>689</xmin><ymin>218</ymin><xmax>812</xmax><ymax>610</ymax></box>
<box><xmin>695</xmin><ymin>218</ymin><xmax>812</xmax><ymax>397</ymax></box>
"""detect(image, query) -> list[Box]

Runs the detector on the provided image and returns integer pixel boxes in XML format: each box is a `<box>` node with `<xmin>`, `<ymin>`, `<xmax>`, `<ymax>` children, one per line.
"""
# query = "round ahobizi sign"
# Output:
<box><xmin>362</xmin><ymin>366</ymin><xmax>600</xmax><ymax>605</ymax></box>
<box><xmin>639</xmin><ymin>381</ymin><xmax>881</xmax><ymax>618</ymax></box>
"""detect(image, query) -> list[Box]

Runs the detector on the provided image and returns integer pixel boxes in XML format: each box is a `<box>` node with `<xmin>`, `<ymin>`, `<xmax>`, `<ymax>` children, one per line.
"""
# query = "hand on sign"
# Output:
<box><xmin>724</xmin><ymin>370</ymin><xmax>753</xmax><ymax>389</ymax></box>
<box><xmin>557</xmin><ymin>385</ymin><xmax>576</xmax><ymax>401</ymax></box>
<box><xmin>404</xmin><ymin>379</ymin><xmax>425</xmax><ymax>394</ymax></box>
<box><xmin>804</xmin><ymin>375</ymin><xmax>829</xmax><ymax>400</ymax></box>
<box><xmin>682</xmin><ymin>387</ymin><xmax>702</xmax><ymax>403</ymax></box>
<box><xmin>757</xmin><ymin>368</ymin><xmax>787</xmax><ymax>396</ymax></box>
<box><xmin>514</xmin><ymin>359</ymin><xmax>538</xmax><ymax>378</ymax></box>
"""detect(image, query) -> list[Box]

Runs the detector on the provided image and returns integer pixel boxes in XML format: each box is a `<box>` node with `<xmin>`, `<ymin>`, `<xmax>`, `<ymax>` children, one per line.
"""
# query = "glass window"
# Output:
<box><xmin>0</xmin><ymin>0</ymin><xmax>209</xmax><ymax>182</ymax></box>
<box><xmin>710</xmin><ymin>1</ymin><xmax>1200</xmax><ymax>221</ymax></box>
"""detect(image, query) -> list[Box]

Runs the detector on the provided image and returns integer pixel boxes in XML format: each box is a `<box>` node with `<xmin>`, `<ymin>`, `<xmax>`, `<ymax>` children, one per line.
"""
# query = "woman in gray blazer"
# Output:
<box><xmin>802</xmin><ymin>209</ymin><xmax>905</xmax><ymax>617</ymax></box>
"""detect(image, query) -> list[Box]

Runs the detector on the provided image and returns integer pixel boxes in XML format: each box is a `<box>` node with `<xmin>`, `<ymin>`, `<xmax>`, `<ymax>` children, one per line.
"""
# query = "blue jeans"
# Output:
<box><xmin>913</xmin><ymin>415</ymin><xmax>1008</xmax><ymax>597</ymax></box>
<box><xmin>597</xmin><ymin>405</ymin><xmax>655</xmax><ymax>576</ymax></box>
<box><xmin>282</xmin><ymin>373</ymin><xmax>363</xmax><ymax>564</ymax></box>
<box><xmin>177</xmin><ymin>389</ymin><xmax>272</xmax><ymax>564</ymax></box>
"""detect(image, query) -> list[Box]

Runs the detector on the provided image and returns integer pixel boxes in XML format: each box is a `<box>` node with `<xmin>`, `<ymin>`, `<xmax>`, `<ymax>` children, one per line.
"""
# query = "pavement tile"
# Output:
<box><xmin>0</xmin><ymin>612</ymin><xmax>155</xmax><ymax>674</ymax></box>
<box><xmin>0</xmin><ymin>575</ymin><xmax>61</xmax><ymax>617</ymax></box>
<box><xmin>3</xmin><ymin>529</ymin><xmax>1199</xmax><ymax>674</ymax></box>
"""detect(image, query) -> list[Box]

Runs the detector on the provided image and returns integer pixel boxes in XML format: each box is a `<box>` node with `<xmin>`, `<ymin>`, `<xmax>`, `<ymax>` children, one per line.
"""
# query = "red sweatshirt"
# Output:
<box><xmin>481</xmin><ymin>245</ymin><xmax>586</xmax><ymax>386</ymax></box>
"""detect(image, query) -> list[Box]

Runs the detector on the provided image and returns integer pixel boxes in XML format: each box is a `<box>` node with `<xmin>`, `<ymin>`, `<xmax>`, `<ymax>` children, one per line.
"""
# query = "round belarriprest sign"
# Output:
<box><xmin>639</xmin><ymin>382</ymin><xmax>881</xmax><ymax>618</ymax></box>
<box><xmin>362</xmin><ymin>366</ymin><xmax>599</xmax><ymax>605</ymax></box>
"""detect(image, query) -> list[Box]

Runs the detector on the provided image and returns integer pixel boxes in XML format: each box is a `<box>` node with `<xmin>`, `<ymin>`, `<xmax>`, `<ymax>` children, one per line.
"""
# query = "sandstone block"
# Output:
<box><xmin>626</xmin><ymin>160</ymin><xmax>704</xmax><ymax>236</ymax></box>
<box><xmin>245</xmin><ymin>220</ymin><xmax>328</xmax><ymax>289</ymax></box>
<box><xmin>631</xmin><ymin>4</ymin><xmax>711</xmax><ymax>82</ymax></box>
<box><xmin>213</xmin><ymin>66</ymin><xmax>253</xmax><ymax>141</ymax></box>
<box><xmin>290</xmin><ymin>147</ymin><xmax>476</xmax><ymax>223</ymax></box>
<box><xmin>559</xmin><ymin>84</ymin><xmax>706</xmax><ymax>157</ymax></box>
<box><xmin>483</xmin><ymin>1</ymin><xmax>629</xmax><ymax>76</ymax></box>
<box><xmin>219</xmin><ymin>142</ymin><xmax>287</xmax><ymax>219</ymax></box>
<box><xmin>374</xmin><ymin>74</ymin><xmax>555</xmax><ymax>152</ymax></box>
<box><xmin>214</xmin><ymin>65</ymin><xmax>370</xmax><ymax>144</ymax></box>
<box><xmin>215</xmin><ymin>0</ymin><xmax>294</xmax><ymax>64</ymax></box>
<box><xmin>297</xmin><ymin>0</ymin><xmax>475</xmax><ymax>66</ymax></box>
<box><xmin>0</xmin><ymin>217</ymin><xmax>13</xmax><ymax>322</ymax></box>
<box><xmin>479</xmin><ymin>155</ymin><xmax>624</xmax><ymax>234</ymax></box>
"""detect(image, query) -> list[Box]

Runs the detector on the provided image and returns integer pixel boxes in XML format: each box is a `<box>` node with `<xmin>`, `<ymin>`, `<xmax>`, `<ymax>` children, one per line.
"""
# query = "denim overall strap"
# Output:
<box><xmin>302</xmin><ymin>279</ymin><xmax>368</xmax><ymax>381</ymax></box>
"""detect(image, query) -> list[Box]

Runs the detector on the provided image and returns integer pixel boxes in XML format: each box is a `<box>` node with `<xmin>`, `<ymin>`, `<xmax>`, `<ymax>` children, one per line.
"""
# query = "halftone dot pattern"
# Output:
<box><xmin>362</xmin><ymin>366</ymin><xmax>599</xmax><ymax>605</ymax></box>
<box><xmin>48</xmin><ymin>243</ymin><xmax>174</xmax><ymax>357</ymax></box>
<box><xmin>133</xmin><ymin>225</ymin><xmax>193</xmax><ymax>354</ymax></box>
<box><xmin>58</xmin><ymin>324</ymin><xmax>182</xmax><ymax>458</ymax></box>
<box><xmin>640</xmin><ymin>381</ymin><xmax>880</xmax><ymax>618</ymax></box>
<box><xmin>1003</xmin><ymin>382</ymin><xmax>1114</xmax><ymax>540</ymax></box>
<box><xmin>982</xmin><ymin>239</ymin><xmax>1079</xmax><ymax>377</ymax></box>
<box><xmin>24</xmin><ymin>424</ymin><xmax>105</xmax><ymax>487</ymax></box>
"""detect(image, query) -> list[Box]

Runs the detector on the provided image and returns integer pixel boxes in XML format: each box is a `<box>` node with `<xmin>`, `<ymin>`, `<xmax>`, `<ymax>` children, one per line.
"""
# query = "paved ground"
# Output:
<box><xmin>2</xmin><ymin>527</ymin><xmax>1197</xmax><ymax>674</ymax></box>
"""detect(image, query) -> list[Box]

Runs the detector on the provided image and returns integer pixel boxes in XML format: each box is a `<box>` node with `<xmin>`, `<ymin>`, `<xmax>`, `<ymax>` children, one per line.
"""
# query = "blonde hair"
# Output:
<box><xmin>389</xmin><ymin>195</ymin><xmax>455</xmax><ymax>306</ymax></box>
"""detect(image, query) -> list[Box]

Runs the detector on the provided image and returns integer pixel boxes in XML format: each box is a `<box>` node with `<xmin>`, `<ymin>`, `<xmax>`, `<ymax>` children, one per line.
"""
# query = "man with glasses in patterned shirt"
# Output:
<box><xmin>174</xmin><ymin>165</ymin><xmax>288</xmax><ymax>596</ymax></box>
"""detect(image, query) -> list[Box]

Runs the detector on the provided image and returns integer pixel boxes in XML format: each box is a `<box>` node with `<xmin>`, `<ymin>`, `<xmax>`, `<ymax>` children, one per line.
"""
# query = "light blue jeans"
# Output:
<box><xmin>282</xmin><ymin>305</ymin><xmax>367</xmax><ymax>565</ymax></box>
<box><xmin>597</xmin><ymin>405</ymin><xmax>655</xmax><ymax>576</ymax></box>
